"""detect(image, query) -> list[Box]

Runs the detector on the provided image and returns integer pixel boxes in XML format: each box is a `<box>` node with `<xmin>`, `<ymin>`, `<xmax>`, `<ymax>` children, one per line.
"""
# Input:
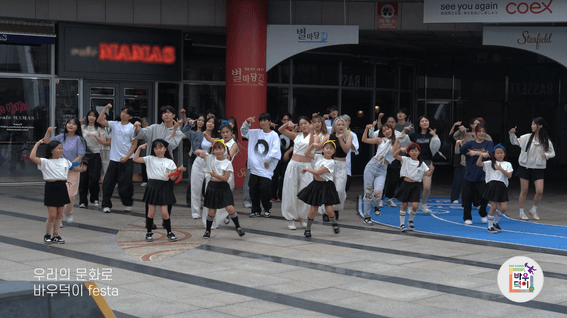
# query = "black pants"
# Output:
<box><xmin>462</xmin><ymin>180</ymin><xmax>488</xmax><ymax>221</ymax></box>
<box><xmin>185</xmin><ymin>155</ymin><xmax>196</xmax><ymax>206</ymax></box>
<box><xmin>384</xmin><ymin>160</ymin><xmax>401</xmax><ymax>199</ymax></box>
<box><xmin>271</xmin><ymin>160</ymin><xmax>288</xmax><ymax>200</ymax></box>
<box><xmin>102</xmin><ymin>159</ymin><xmax>134</xmax><ymax>209</ymax></box>
<box><xmin>450</xmin><ymin>165</ymin><xmax>465</xmax><ymax>202</ymax></box>
<box><xmin>249</xmin><ymin>174</ymin><xmax>272</xmax><ymax>213</ymax></box>
<box><xmin>79</xmin><ymin>153</ymin><xmax>102</xmax><ymax>206</ymax></box>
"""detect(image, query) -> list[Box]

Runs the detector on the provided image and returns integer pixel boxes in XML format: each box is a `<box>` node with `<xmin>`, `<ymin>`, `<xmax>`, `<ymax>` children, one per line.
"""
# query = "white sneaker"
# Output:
<box><xmin>66</xmin><ymin>215</ymin><xmax>74</xmax><ymax>223</ymax></box>
<box><xmin>62</xmin><ymin>215</ymin><xmax>67</xmax><ymax>222</ymax></box>
<box><xmin>79</xmin><ymin>203</ymin><xmax>86</xmax><ymax>208</ymax></box>
<box><xmin>529</xmin><ymin>209</ymin><xmax>540</xmax><ymax>221</ymax></box>
<box><xmin>103</xmin><ymin>207</ymin><xmax>111</xmax><ymax>213</ymax></box>
<box><xmin>287</xmin><ymin>221</ymin><xmax>296</xmax><ymax>230</ymax></box>
<box><xmin>300</xmin><ymin>219</ymin><xmax>308</xmax><ymax>228</ymax></box>
<box><xmin>385</xmin><ymin>198</ymin><xmax>397</xmax><ymax>207</ymax></box>
<box><xmin>419</xmin><ymin>204</ymin><xmax>431</xmax><ymax>213</ymax></box>
<box><xmin>452</xmin><ymin>200</ymin><xmax>459</xmax><ymax>204</ymax></box>
<box><xmin>93</xmin><ymin>200</ymin><xmax>99</xmax><ymax>206</ymax></box>
<box><xmin>140</xmin><ymin>182</ymin><xmax>148</xmax><ymax>187</ymax></box>
<box><xmin>464</xmin><ymin>219</ymin><xmax>473</xmax><ymax>225</ymax></box>
<box><xmin>481</xmin><ymin>216</ymin><xmax>488</xmax><ymax>224</ymax></box>
<box><xmin>378</xmin><ymin>200</ymin><xmax>383</xmax><ymax>208</ymax></box>
<box><xmin>243</xmin><ymin>202</ymin><xmax>252</xmax><ymax>208</ymax></box>
<box><xmin>124</xmin><ymin>206</ymin><xmax>132</xmax><ymax>212</ymax></box>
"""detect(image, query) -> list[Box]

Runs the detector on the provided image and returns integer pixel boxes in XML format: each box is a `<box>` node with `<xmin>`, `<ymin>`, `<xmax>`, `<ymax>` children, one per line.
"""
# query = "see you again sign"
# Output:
<box><xmin>424</xmin><ymin>0</ymin><xmax>567</xmax><ymax>23</ymax></box>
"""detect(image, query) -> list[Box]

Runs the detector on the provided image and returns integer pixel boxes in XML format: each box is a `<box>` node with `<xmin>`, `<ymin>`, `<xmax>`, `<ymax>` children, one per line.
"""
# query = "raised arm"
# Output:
<box><xmin>133</xmin><ymin>143</ymin><xmax>147</xmax><ymax>164</ymax></box>
<box><xmin>278</xmin><ymin>121</ymin><xmax>298</xmax><ymax>140</ymax></box>
<box><xmin>362</xmin><ymin>124</ymin><xmax>382</xmax><ymax>145</ymax></box>
<box><xmin>509</xmin><ymin>126</ymin><xmax>520</xmax><ymax>146</ymax></box>
<box><xmin>43</xmin><ymin>126</ymin><xmax>57</xmax><ymax>143</ymax></box>
<box><xmin>97</xmin><ymin>103</ymin><xmax>112</xmax><ymax>127</ymax></box>
<box><xmin>476</xmin><ymin>151</ymin><xmax>489</xmax><ymax>167</ymax></box>
<box><xmin>337</xmin><ymin>133</ymin><xmax>353</xmax><ymax>153</ymax></box>
<box><xmin>240</xmin><ymin>116</ymin><xmax>254</xmax><ymax>138</ymax></box>
<box><xmin>29</xmin><ymin>139</ymin><xmax>44</xmax><ymax>165</ymax></box>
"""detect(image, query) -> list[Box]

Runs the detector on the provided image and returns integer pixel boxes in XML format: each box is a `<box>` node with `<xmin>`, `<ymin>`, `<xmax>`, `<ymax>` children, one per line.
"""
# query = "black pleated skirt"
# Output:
<box><xmin>482</xmin><ymin>180</ymin><xmax>509</xmax><ymax>203</ymax></box>
<box><xmin>297</xmin><ymin>180</ymin><xmax>341</xmax><ymax>207</ymax></box>
<box><xmin>44</xmin><ymin>181</ymin><xmax>71</xmax><ymax>207</ymax></box>
<box><xmin>143</xmin><ymin>179</ymin><xmax>176</xmax><ymax>206</ymax></box>
<box><xmin>394</xmin><ymin>180</ymin><xmax>421</xmax><ymax>203</ymax></box>
<box><xmin>204</xmin><ymin>181</ymin><xmax>234</xmax><ymax>209</ymax></box>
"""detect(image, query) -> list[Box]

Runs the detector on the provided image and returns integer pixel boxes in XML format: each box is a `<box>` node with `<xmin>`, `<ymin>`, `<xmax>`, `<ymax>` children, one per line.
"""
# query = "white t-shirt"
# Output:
<box><xmin>205</xmin><ymin>155</ymin><xmax>234</xmax><ymax>182</ymax></box>
<box><xmin>483</xmin><ymin>160</ymin><xmax>513</xmax><ymax>187</ymax></box>
<box><xmin>313</xmin><ymin>154</ymin><xmax>335</xmax><ymax>182</ymax></box>
<box><xmin>345</xmin><ymin>130</ymin><xmax>359</xmax><ymax>176</ymax></box>
<box><xmin>224</xmin><ymin>139</ymin><xmax>237</xmax><ymax>160</ymax></box>
<box><xmin>373</xmin><ymin>138</ymin><xmax>395</xmax><ymax>164</ymax></box>
<box><xmin>399</xmin><ymin>156</ymin><xmax>429</xmax><ymax>183</ymax></box>
<box><xmin>108</xmin><ymin>121</ymin><xmax>136</xmax><ymax>162</ymax></box>
<box><xmin>82</xmin><ymin>125</ymin><xmax>105</xmax><ymax>154</ymax></box>
<box><xmin>241</xmin><ymin>121</ymin><xmax>281</xmax><ymax>179</ymax></box>
<box><xmin>38</xmin><ymin>158</ymin><xmax>72</xmax><ymax>181</ymax></box>
<box><xmin>143</xmin><ymin>156</ymin><xmax>177</xmax><ymax>181</ymax></box>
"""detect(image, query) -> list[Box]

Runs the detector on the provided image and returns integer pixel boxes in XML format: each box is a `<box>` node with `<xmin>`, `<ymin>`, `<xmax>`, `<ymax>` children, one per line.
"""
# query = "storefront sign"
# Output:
<box><xmin>230</xmin><ymin>67</ymin><xmax>266</xmax><ymax>86</ymax></box>
<box><xmin>483</xmin><ymin>26</ymin><xmax>567</xmax><ymax>68</ymax></box>
<box><xmin>377</xmin><ymin>2</ymin><xmax>398</xmax><ymax>29</ymax></box>
<box><xmin>57</xmin><ymin>23</ymin><xmax>181</xmax><ymax>81</ymax></box>
<box><xmin>0</xmin><ymin>33</ymin><xmax>55</xmax><ymax>45</ymax></box>
<box><xmin>424</xmin><ymin>0</ymin><xmax>567</xmax><ymax>23</ymax></box>
<box><xmin>0</xmin><ymin>101</ymin><xmax>34</xmax><ymax>133</ymax></box>
<box><xmin>266</xmin><ymin>25</ymin><xmax>359</xmax><ymax>71</ymax></box>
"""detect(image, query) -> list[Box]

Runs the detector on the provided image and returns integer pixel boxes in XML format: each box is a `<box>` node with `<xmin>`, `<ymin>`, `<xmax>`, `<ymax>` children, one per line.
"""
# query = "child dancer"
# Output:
<box><xmin>392</xmin><ymin>142</ymin><xmax>434</xmax><ymax>232</ymax></box>
<box><xmin>133</xmin><ymin>139</ymin><xmax>185</xmax><ymax>242</ymax></box>
<box><xmin>298</xmin><ymin>140</ymin><xmax>341</xmax><ymax>238</ymax></box>
<box><xmin>476</xmin><ymin>144</ymin><xmax>513</xmax><ymax>233</ymax></box>
<box><xmin>30</xmin><ymin>139</ymin><xmax>85</xmax><ymax>244</ymax></box>
<box><xmin>196</xmin><ymin>140</ymin><xmax>245</xmax><ymax>238</ymax></box>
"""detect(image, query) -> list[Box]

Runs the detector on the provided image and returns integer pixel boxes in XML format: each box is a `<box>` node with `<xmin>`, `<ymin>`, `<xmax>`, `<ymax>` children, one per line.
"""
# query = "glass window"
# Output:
<box><xmin>0</xmin><ymin>43</ymin><xmax>52</xmax><ymax>74</ymax></box>
<box><xmin>55</xmin><ymin>80</ymin><xmax>79</xmax><ymax>136</ymax></box>
<box><xmin>400</xmin><ymin>65</ymin><xmax>415</xmax><ymax>90</ymax></box>
<box><xmin>376</xmin><ymin>65</ymin><xmax>398</xmax><ymax>89</ymax></box>
<box><xmin>158</xmin><ymin>83</ymin><xmax>179</xmax><ymax>122</ymax></box>
<box><xmin>184</xmin><ymin>46</ymin><xmax>226</xmax><ymax>82</ymax></box>
<box><xmin>293</xmin><ymin>59</ymin><xmax>339</xmax><ymax>86</ymax></box>
<box><xmin>267</xmin><ymin>87</ymin><xmax>290</xmax><ymax>121</ymax></box>
<box><xmin>183</xmin><ymin>84</ymin><xmax>226</xmax><ymax>119</ymax></box>
<box><xmin>342</xmin><ymin>63</ymin><xmax>373</xmax><ymax>89</ymax></box>
<box><xmin>375</xmin><ymin>91</ymin><xmax>397</xmax><ymax>119</ymax></box>
<box><xmin>341</xmin><ymin>89</ymin><xmax>373</xmax><ymax>130</ymax></box>
<box><xmin>267</xmin><ymin>62</ymin><xmax>290</xmax><ymax>84</ymax></box>
<box><xmin>292</xmin><ymin>88</ymin><xmax>337</xmax><ymax>119</ymax></box>
<box><xmin>0</xmin><ymin>78</ymin><xmax>50</xmax><ymax>181</ymax></box>
<box><xmin>90</xmin><ymin>87</ymin><xmax>115</xmax><ymax>96</ymax></box>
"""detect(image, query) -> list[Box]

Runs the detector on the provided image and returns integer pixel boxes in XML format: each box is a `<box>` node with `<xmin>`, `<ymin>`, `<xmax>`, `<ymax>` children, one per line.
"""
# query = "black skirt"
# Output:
<box><xmin>394</xmin><ymin>180</ymin><xmax>421</xmax><ymax>203</ymax></box>
<box><xmin>44</xmin><ymin>181</ymin><xmax>71</xmax><ymax>207</ymax></box>
<box><xmin>482</xmin><ymin>180</ymin><xmax>509</xmax><ymax>203</ymax></box>
<box><xmin>204</xmin><ymin>181</ymin><xmax>234</xmax><ymax>209</ymax></box>
<box><xmin>297</xmin><ymin>180</ymin><xmax>341</xmax><ymax>207</ymax></box>
<box><xmin>142</xmin><ymin>179</ymin><xmax>176</xmax><ymax>206</ymax></box>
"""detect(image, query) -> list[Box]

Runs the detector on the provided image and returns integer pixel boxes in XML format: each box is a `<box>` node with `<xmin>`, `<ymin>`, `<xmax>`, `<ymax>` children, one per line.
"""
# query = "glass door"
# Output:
<box><xmin>84</xmin><ymin>82</ymin><xmax>120</xmax><ymax>120</ymax></box>
<box><xmin>84</xmin><ymin>82</ymin><xmax>154</xmax><ymax>123</ymax></box>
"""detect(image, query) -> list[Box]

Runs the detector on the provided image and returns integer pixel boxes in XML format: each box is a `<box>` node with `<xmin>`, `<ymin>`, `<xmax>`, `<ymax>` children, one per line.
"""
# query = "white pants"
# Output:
<box><xmin>333</xmin><ymin>160</ymin><xmax>348</xmax><ymax>213</ymax></box>
<box><xmin>281</xmin><ymin>160</ymin><xmax>312</xmax><ymax>221</ymax></box>
<box><xmin>191</xmin><ymin>157</ymin><xmax>205</xmax><ymax>218</ymax></box>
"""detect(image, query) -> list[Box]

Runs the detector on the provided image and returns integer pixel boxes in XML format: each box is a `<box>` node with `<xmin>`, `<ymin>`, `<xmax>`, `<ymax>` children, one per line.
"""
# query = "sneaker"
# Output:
<box><xmin>51</xmin><ymin>236</ymin><xmax>65</xmax><ymax>244</ymax></box>
<box><xmin>192</xmin><ymin>214</ymin><xmax>201</xmax><ymax>219</ymax></box>
<box><xmin>493</xmin><ymin>223</ymin><xmax>502</xmax><ymax>231</ymax></box>
<box><xmin>152</xmin><ymin>223</ymin><xmax>157</xmax><ymax>230</ymax></box>
<box><xmin>332</xmin><ymin>223</ymin><xmax>340</xmax><ymax>234</ymax></box>
<box><xmin>145</xmin><ymin>232</ymin><xmax>153</xmax><ymax>242</ymax></box>
<box><xmin>481</xmin><ymin>216</ymin><xmax>488</xmax><ymax>224</ymax></box>
<box><xmin>464</xmin><ymin>219</ymin><xmax>473</xmax><ymax>225</ymax></box>
<box><xmin>263</xmin><ymin>210</ymin><xmax>271</xmax><ymax>218</ymax></box>
<box><xmin>419</xmin><ymin>204</ymin><xmax>431</xmax><ymax>214</ymax></box>
<box><xmin>249</xmin><ymin>211</ymin><xmax>260</xmax><ymax>218</ymax></box>
<box><xmin>140</xmin><ymin>182</ymin><xmax>148</xmax><ymax>187</ymax></box>
<box><xmin>408</xmin><ymin>220</ymin><xmax>415</xmax><ymax>230</ymax></box>
<box><xmin>93</xmin><ymin>200</ymin><xmax>99</xmax><ymax>206</ymax></box>
<box><xmin>62</xmin><ymin>214</ymin><xmax>67</xmax><ymax>222</ymax></box>
<box><xmin>124</xmin><ymin>206</ymin><xmax>132</xmax><ymax>212</ymax></box>
<box><xmin>287</xmin><ymin>221</ymin><xmax>296</xmax><ymax>230</ymax></box>
<box><xmin>224</xmin><ymin>216</ymin><xmax>230</xmax><ymax>224</ymax></box>
<box><xmin>529</xmin><ymin>210</ymin><xmax>540</xmax><ymax>221</ymax></box>
<box><xmin>301</xmin><ymin>220</ymin><xmax>308</xmax><ymax>229</ymax></box>
<box><xmin>452</xmin><ymin>200</ymin><xmax>459</xmax><ymax>204</ymax></box>
<box><xmin>322</xmin><ymin>214</ymin><xmax>330</xmax><ymax>222</ymax></box>
<box><xmin>236</xmin><ymin>227</ymin><xmax>245</xmax><ymax>237</ymax></box>
<box><xmin>385</xmin><ymin>198</ymin><xmax>397</xmax><ymax>207</ymax></box>
<box><xmin>270</xmin><ymin>198</ymin><xmax>277</xmax><ymax>202</ymax></box>
<box><xmin>334</xmin><ymin>210</ymin><xmax>339</xmax><ymax>220</ymax></box>
<box><xmin>66</xmin><ymin>215</ymin><xmax>74</xmax><ymax>223</ymax></box>
<box><xmin>487</xmin><ymin>227</ymin><xmax>498</xmax><ymax>233</ymax></box>
<box><xmin>363</xmin><ymin>217</ymin><xmax>373</xmax><ymax>225</ymax></box>
<box><xmin>203</xmin><ymin>230</ymin><xmax>211</xmax><ymax>238</ymax></box>
<box><xmin>374</xmin><ymin>207</ymin><xmax>381</xmax><ymax>217</ymax></box>
<box><xmin>378</xmin><ymin>200</ymin><xmax>383</xmax><ymax>208</ymax></box>
<box><xmin>103</xmin><ymin>207</ymin><xmax>111</xmax><ymax>213</ymax></box>
<box><xmin>167</xmin><ymin>232</ymin><xmax>177</xmax><ymax>241</ymax></box>
<box><xmin>400</xmin><ymin>224</ymin><xmax>407</xmax><ymax>232</ymax></box>
<box><xmin>520</xmin><ymin>213</ymin><xmax>529</xmax><ymax>220</ymax></box>
<box><xmin>43</xmin><ymin>234</ymin><xmax>52</xmax><ymax>243</ymax></box>
<box><xmin>243</xmin><ymin>202</ymin><xmax>252</xmax><ymax>208</ymax></box>
<box><xmin>304</xmin><ymin>230</ymin><xmax>312</xmax><ymax>238</ymax></box>
<box><xmin>79</xmin><ymin>203</ymin><xmax>86</xmax><ymax>208</ymax></box>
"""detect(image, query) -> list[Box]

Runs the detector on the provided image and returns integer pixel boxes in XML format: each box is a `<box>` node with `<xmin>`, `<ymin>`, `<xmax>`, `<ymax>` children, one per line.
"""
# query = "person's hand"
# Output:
<box><xmin>37</xmin><ymin>139</ymin><xmax>45</xmax><ymax>144</ymax></box>
<box><xmin>378</xmin><ymin>112</ymin><xmax>384</xmax><ymax>119</ymax></box>
<box><xmin>428</xmin><ymin>163</ymin><xmax>435</xmax><ymax>173</ymax></box>
<box><xmin>209</xmin><ymin>170</ymin><xmax>218</xmax><ymax>179</ymax></box>
<box><xmin>199</xmin><ymin>152</ymin><xmax>207</xmax><ymax>158</ymax></box>
<box><xmin>176</xmin><ymin>165</ymin><xmax>187</xmax><ymax>172</ymax></box>
<box><xmin>47</xmin><ymin>126</ymin><xmax>57</xmax><ymax>133</ymax></box>
<box><xmin>105</xmin><ymin>103</ymin><xmax>113</xmax><ymax>109</ymax></box>
<box><xmin>429</xmin><ymin>128</ymin><xmax>437</xmax><ymax>136</ymax></box>
<box><xmin>459</xmin><ymin>125</ymin><xmax>466</xmax><ymax>132</ymax></box>
<box><xmin>247</xmin><ymin>116</ymin><xmax>255</xmax><ymax>124</ymax></box>
<box><xmin>138</xmin><ymin>143</ymin><xmax>147</xmax><ymax>150</ymax></box>
<box><xmin>456</xmin><ymin>139</ymin><xmax>464</xmax><ymax>146</ymax></box>
<box><xmin>119</xmin><ymin>156</ymin><xmax>128</xmax><ymax>163</ymax></box>
<box><xmin>323</xmin><ymin>114</ymin><xmax>329</xmax><ymax>120</ymax></box>
<box><xmin>366</xmin><ymin>124</ymin><xmax>373</xmax><ymax>130</ymax></box>
<box><xmin>312</xmin><ymin>112</ymin><xmax>320</xmax><ymax>118</ymax></box>
<box><xmin>509</xmin><ymin>126</ymin><xmax>517</xmax><ymax>134</ymax></box>
<box><xmin>133</xmin><ymin>121</ymin><xmax>141</xmax><ymax>129</ymax></box>
<box><xmin>301</xmin><ymin>168</ymin><xmax>308</xmax><ymax>174</ymax></box>
<box><xmin>172</xmin><ymin>118</ymin><xmax>182</xmax><ymax>129</ymax></box>
<box><xmin>270</xmin><ymin>122</ymin><xmax>277</xmax><ymax>128</ymax></box>
<box><xmin>541</xmin><ymin>152</ymin><xmax>546</xmax><ymax>159</ymax></box>
<box><xmin>481</xmin><ymin>151</ymin><xmax>490</xmax><ymax>158</ymax></box>
<box><xmin>453</xmin><ymin>121</ymin><xmax>462</xmax><ymax>126</ymax></box>
<box><xmin>400</xmin><ymin>147</ymin><xmax>407</xmax><ymax>153</ymax></box>
<box><xmin>264</xmin><ymin>162</ymin><xmax>269</xmax><ymax>169</ymax></box>
<box><xmin>405</xmin><ymin>124</ymin><xmax>413</xmax><ymax>132</ymax></box>
<box><xmin>79</xmin><ymin>117</ymin><xmax>85</xmax><ymax>124</ymax></box>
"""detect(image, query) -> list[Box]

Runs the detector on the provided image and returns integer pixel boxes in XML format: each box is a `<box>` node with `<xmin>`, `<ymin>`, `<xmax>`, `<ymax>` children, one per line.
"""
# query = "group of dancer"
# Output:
<box><xmin>33</xmin><ymin>101</ymin><xmax>555</xmax><ymax>243</ymax></box>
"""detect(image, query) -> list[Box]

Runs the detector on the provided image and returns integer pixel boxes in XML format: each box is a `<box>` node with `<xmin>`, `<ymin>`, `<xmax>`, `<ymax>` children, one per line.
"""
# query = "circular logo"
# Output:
<box><xmin>497</xmin><ymin>256</ymin><xmax>544</xmax><ymax>303</ymax></box>
<box><xmin>381</xmin><ymin>4</ymin><xmax>395</xmax><ymax>18</ymax></box>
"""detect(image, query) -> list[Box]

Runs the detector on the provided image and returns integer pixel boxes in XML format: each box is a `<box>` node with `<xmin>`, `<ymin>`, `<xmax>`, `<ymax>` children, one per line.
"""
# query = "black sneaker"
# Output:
<box><xmin>249</xmin><ymin>211</ymin><xmax>260</xmax><ymax>218</ymax></box>
<box><xmin>374</xmin><ymin>207</ymin><xmax>381</xmax><ymax>217</ymax></box>
<box><xmin>152</xmin><ymin>223</ymin><xmax>157</xmax><ymax>230</ymax></box>
<box><xmin>236</xmin><ymin>227</ymin><xmax>245</xmax><ymax>237</ymax></box>
<box><xmin>400</xmin><ymin>224</ymin><xmax>407</xmax><ymax>232</ymax></box>
<box><xmin>487</xmin><ymin>227</ymin><xmax>498</xmax><ymax>234</ymax></box>
<box><xmin>363</xmin><ymin>217</ymin><xmax>373</xmax><ymax>226</ymax></box>
<box><xmin>145</xmin><ymin>232</ymin><xmax>153</xmax><ymax>242</ymax></box>
<box><xmin>335</xmin><ymin>210</ymin><xmax>339</xmax><ymax>220</ymax></box>
<box><xmin>43</xmin><ymin>234</ymin><xmax>52</xmax><ymax>244</ymax></box>
<box><xmin>51</xmin><ymin>236</ymin><xmax>65</xmax><ymax>244</ymax></box>
<box><xmin>332</xmin><ymin>223</ymin><xmax>340</xmax><ymax>234</ymax></box>
<box><xmin>263</xmin><ymin>210</ymin><xmax>271</xmax><ymax>218</ymax></box>
<box><xmin>408</xmin><ymin>220</ymin><xmax>415</xmax><ymax>230</ymax></box>
<box><xmin>304</xmin><ymin>230</ymin><xmax>312</xmax><ymax>238</ymax></box>
<box><xmin>322</xmin><ymin>214</ymin><xmax>330</xmax><ymax>222</ymax></box>
<box><xmin>493</xmin><ymin>223</ymin><xmax>502</xmax><ymax>232</ymax></box>
<box><xmin>203</xmin><ymin>230</ymin><xmax>211</xmax><ymax>238</ymax></box>
<box><xmin>167</xmin><ymin>232</ymin><xmax>177</xmax><ymax>241</ymax></box>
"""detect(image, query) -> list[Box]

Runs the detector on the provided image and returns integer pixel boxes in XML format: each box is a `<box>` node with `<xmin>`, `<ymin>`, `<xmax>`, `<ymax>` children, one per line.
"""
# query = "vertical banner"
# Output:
<box><xmin>226</xmin><ymin>0</ymin><xmax>268</xmax><ymax>188</ymax></box>
<box><xmin>377</xmin><ymin>2</ymin><xmax>398</xmax><ymax>29</ymax></box>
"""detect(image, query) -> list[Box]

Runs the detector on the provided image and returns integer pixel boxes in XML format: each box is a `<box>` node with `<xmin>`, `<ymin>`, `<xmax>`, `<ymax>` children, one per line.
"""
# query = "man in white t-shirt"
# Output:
<box><xmin>240</xmin><ymin>113</ymin><xmax>281</xmax><ymax>217</ymax></box>
<box><xmin>97</xmin><ymin>103</ymin><xmax>138</xmax><ymax>213</ymax></box>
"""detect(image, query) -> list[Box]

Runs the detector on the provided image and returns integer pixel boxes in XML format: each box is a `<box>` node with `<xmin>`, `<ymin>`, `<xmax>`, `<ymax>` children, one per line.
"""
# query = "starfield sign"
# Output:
<box><xmin>424</xmin><ymin>0</ymin><xmax>567</xmax><ymax>23</ymax></box>
<box><xmin>58</xmin><ymin>23</ymin><xmax>181</xmax><ymax>81</ymax></box>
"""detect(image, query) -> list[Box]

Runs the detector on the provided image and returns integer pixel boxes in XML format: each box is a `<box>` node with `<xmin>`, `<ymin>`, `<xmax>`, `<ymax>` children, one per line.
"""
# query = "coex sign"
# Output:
<box><xmin>424</xmin><ymin>0</ymin><xmax>567</xmax><ymax>23</ymax></box>
<box><xmin>58</xmin><ymin>23</ymin><xmax>181</xmax><ymax>81</ymax></box>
